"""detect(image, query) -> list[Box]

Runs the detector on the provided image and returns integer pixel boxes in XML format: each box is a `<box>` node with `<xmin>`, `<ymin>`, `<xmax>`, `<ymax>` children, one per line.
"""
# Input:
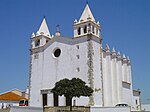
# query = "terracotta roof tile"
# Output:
<box><xmin>0</xmin><ymin>92</ymin><xmax>27</xmax><ymax>101</ymax></box>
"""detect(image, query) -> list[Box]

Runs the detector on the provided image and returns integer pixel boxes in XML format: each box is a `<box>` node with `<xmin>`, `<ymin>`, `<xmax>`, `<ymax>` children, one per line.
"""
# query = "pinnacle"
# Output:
<box><xmin>31</xmin><ymin>32</ymin><xmax>35</xmax><ymax>38</ymax></box>
<box><xmin>105</xmin><ymin>44</ymin><xmax>110</xmax><ymax>51</ymax></box>
<box><xmin>123</xmin><ymin>54</ymin><xmax>126</xmax><ymax>59</ymax></box>
<box><xmin>117</xmin><ymin>51</ymin><xmax>121</xmax><ymax>56</ymax></box>
<box><xmin>112</xmin><ymin>48</ymin><xmax>116</xmax><ymax>53</ymax></box>
<box><xmin>74</xmin><ymin>19</ymin><xmax>77</xmax><ymax>23</ymax></box>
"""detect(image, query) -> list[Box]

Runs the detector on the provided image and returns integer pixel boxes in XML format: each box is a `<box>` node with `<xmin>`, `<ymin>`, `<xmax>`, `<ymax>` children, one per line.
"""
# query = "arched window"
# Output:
<box><xmin>84</xmin><ymin>25</ymin><xmax>87</xmax><ymax>33</ymax></box>
<box><xmin>96</xmin><ymin>29</ymin><xmax>98</xmax><ymax>35</ymax></box>
<box><xmin>88</xmin><ymin>23</ymin><xmax>91</xmax><ymax>32</ymax></box>
<box><xmin>78</xmin><ymin>27</ymin><xmax>81</xmax><ymax>35</ymax></box>
<box><xmin>92</xmin><ymin>26</ymin><xmax>95</xmax><ymax>34</ymax></box>
<box><xmin>35</xmin><ymin>39</ymin><xmax>40</xmax><ymax>47</ymax></box>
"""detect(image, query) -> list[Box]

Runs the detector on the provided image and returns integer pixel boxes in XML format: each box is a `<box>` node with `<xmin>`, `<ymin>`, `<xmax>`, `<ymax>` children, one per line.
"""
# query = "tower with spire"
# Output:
<box><xmin>31</xmin><ymin>18</ymin><xmax>51</xmax><ymax>49</ymax></box>
<box><xmin>29</xmin><ymin>3</ymin><xmax>141</xmax><ymax>111</ymax></box>
<box><xmin>74</xmin><ymin>3</ymin><xmax>100</xmax><ymax>38</ymax></box>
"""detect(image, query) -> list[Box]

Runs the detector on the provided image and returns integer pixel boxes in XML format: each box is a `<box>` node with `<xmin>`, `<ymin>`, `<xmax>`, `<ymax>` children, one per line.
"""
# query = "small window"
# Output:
<box><xmin>92</xmin><ymin>26</ymin><xmax>95</xmax><ymax>34</ymax></box>
<box><xmin>77</xmin><ymin>55</ymin><xmax>79</xmax><ymax>59</ymax></box>
<box><xmin>78</xmin><ymin>27</ymin><xmax>81</xmax><ymax>35</ymax></box>
<box><xmin>136</xmin><ymin>99</ymin><xmax>138</xmax><ymax>105</ymax></box>
<box><xmin>34</xmin><ymin>53</ymin><xmax>39</xmax><ymax>59</ymax></box>
<box><xmin>96</xmin><ymin>29</ymin><xmax>98</xmax><ymax>35</ymax></box>
<box><xmin>46</xmin><ymin>40</ymin><xmax>49</xmax><ymax>43</ymax></box>
<box><xmin>77</xmin><ymin>67</ymin><xmax>80</xmax><ymax>72</ymax></box>
<box><xmin>84</xmin><ymin>25</ymin><xmax>87</xmax><ymax>33</ymax></box>
<box><xmin>35</xmin><ymin>39</ymin><xmax>40</xmax><ymax>47</ymax></box>
<box><xmin>53</xmin><ymin>48</ymin><xmax>61</xmax><ymax>58</ymax></box>
<box><xmin>76</xmin><ymin>45</ymin><xmax>79</xmax><ymax>49</ymax></box>
<box><xmin>88</xmin><ymin>23</ymin><xmax>91</xmax><ymax>32</ymax></box>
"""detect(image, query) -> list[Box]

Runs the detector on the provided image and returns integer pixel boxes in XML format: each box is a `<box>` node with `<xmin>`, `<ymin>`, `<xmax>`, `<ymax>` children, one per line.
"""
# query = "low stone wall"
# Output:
<box><xmin>10</xmin><ymin>106</ymin><xmax>42</xmax><ymax>112</ymax></box>
<box><xmin>44</xmin><ymin>106</ymin><xmax>90</xmax><ymax>112</ymax></box>
<box><xmin>90</xmin><ymin>106</ymin><xmax>131</xmax><ymax>112</ymax></box>
<box><xmin>1</xmin><ymin>106</ymin><xmax>142</xmax><ymax>112</ymax></box>
<box><xmin>0</xmin><ymin>108</ymin><xmax>10</xmax><ymax>112</ymax></box>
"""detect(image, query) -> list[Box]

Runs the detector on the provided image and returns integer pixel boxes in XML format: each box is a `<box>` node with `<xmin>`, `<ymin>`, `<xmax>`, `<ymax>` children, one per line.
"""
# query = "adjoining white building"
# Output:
<box><xmin>0</xmin><ymin>89</ymin><xmax>28</xmax><ymax>109</ymax></box>
<box><xmin>29</xmin><ymin>3</ymin><xmax>141</xmax><ymax>111</ymax></box>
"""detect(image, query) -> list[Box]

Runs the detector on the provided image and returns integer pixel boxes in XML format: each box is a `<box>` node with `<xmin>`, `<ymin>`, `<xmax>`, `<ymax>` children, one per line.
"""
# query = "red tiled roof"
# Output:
<box><xmin>0</xmin><ymin>92</ymin><xmax>27</xmax><ymax>101</ymax></box>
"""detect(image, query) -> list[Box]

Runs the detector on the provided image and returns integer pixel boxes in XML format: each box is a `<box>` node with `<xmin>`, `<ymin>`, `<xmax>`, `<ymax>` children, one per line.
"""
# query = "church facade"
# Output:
<box><xmin>29</xmin><ymin>4</ymin><xmax>141</xmax><ymax>111</ymax></box>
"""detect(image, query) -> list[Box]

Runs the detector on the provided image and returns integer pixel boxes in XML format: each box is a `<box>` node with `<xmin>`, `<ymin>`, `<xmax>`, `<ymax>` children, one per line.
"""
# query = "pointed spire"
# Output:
<box><xmin>117</xmin><ymin>51</ymin><xmax>121</xmax><ymax>56</ymax></box>
<box><xmin>117</xmin><ymin>51</ymin><xmax>121</xmax><ymax>61</ymax></box>
<box><xmin>74</xmin><ymin>19</ymin><xmax>77</xmax><ymax>24</ymax></box>
<box><xmin>105</xmin><ymin>44</ymin><xmax>110</xmax><ymax>52</ymax></box>
<box><xmin>31</xmin><ymin>32</ymin><xmax>35</xmax><ymax>38</ymax></box>
<box><xmin>105</xmin><ymin>44</ymin><xmax>110</xmax><ymax>56</ymax></box>
<box><xmin>112</xmin><ymin>48</ymin><xmax>116</xmax><ymax>53</ymax></box>
<box><xmin>79</xmin><ymin>3</ymin><xmax>95</xmax><ymax>22</ymax></box>
<box><xmin>37</xmin><ymin>17</ymin><xmax>51</xmax><ymax>37</ymax></box>
<box><xmin>122</xmin><ymin>54</ymin><xmax>127</xmax><ymax>64</ymax></box>
<box><xmin>127</xmin><ymin>56</ymin><xmax>131</xmax><ymax>65</ymax></box>
<box><xmin>123</xmin><ymin>54</ymin><xmax>126</xmax><ymax>59</ymax></box>
<box><xmin>111</xmin><ymin>48</ymin><xmax>116</xmax><ymax>59</ymax></box>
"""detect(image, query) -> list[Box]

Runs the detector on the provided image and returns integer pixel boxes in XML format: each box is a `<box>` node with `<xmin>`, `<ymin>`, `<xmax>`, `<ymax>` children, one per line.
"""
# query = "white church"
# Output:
<box><xmin>29</xmin><ymin>3</ymin><xmax>141</xmax><ymax>111</ymax></box>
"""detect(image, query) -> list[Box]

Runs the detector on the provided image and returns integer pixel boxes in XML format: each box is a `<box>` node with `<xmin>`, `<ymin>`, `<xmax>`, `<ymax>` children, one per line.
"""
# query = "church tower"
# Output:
<box><xmin>74</xmin><ymin>3</ymin><xmax>101</xmax><ymax>38</ymax></box>
<box><xmin>31</xmin><ymin>18</ymin><xmax>51</xmax><ymax>49</ymax></box>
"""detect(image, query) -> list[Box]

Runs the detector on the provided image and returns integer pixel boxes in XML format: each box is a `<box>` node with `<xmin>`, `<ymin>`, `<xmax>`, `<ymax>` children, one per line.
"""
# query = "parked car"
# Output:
<box><xmin>115</xmin><ymin>103</ymin><xmax>128</xmax><ymax>107</ymax></box>
<box><xmin>19</xmin><ymin>99</ymin><xmax>28</xmax><ymax>106</ymax></box>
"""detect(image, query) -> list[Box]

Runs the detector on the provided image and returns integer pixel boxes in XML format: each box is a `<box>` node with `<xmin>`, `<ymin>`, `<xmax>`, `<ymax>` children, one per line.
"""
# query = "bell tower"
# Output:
<box><xmin>31</xmin><ymin>17</ymin><xmax>51</xmax><ymax>49</ymax></box>
<box><xmin>74</xmin><ymin>3</ymin><xmax>101</xmax><ymax>38</ymax></box>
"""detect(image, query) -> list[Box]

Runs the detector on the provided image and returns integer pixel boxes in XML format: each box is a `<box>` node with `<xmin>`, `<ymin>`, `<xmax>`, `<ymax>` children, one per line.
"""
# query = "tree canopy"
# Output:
<box><xmin>51</xmin><ymin>77</ymin><xmax>93</xmax><ymax>99</ymax></box>
<box><xmin>51</xmin><ymin>78</ymin><xmax>93</xmax><ymax>111</ymax></box>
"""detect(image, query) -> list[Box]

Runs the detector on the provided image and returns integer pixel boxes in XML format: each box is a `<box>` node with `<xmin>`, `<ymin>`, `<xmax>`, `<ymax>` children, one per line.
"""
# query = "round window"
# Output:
<box><xmin>53</xmin><ymin>48</ymin><xmax>61</xmax><ymax>58</ymax></box>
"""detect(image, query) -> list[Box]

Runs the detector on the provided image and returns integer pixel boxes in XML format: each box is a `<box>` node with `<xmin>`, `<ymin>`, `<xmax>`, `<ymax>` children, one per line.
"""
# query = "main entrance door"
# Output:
<box><xmin>53</xmin><ymin>93</ymin><xmax>58</xmax><ymax>106</ymax></box>
<box><xmin>42</xmin><ymin>94</ymin><xmax>47</xmax><ymax>107</ymax></box>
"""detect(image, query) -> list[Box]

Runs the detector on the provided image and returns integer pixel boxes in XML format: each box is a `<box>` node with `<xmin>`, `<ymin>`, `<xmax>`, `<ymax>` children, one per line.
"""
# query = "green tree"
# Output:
<box><xmin>51</xmin><ymin>78</ymin><xmax>93</xmax><ymax>111</ymax></box>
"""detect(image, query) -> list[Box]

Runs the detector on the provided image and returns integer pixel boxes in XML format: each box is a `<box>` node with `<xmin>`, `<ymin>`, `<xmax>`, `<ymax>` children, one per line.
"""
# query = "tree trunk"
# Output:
<box><xmin>70</xmin><ymin>97</ymin><xmax>72</xmax><ymax>111</ymax></box>
<box><xmin>66</xmin><ymin>96</ymin><xmax>72</xmax><ymax>111</ymax></box>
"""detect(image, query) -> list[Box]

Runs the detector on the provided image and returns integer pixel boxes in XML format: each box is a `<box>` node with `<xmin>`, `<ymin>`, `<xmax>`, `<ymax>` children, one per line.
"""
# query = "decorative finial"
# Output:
<box><xmin>74</xmin><ymin>19</ymin><xmax>77</xmax><ymax>23</ymax></box>
<box><xmin>32</xmin><ymin>32</ymin><xmax>35</xmax><ymax>38</ymax></box>
<box><xmin>123</xmin><ymin>54</ymin><xmax>126</xmax><ymax>59</ymax></box>
<box><xmin>55</xmin><ymin>24</ymin><xmax>61</xmax><ymax>37</ymax></box>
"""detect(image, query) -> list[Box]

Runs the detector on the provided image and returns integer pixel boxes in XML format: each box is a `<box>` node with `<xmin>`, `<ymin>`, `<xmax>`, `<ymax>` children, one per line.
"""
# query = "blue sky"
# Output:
<box><xmin>0</xmin><ymin>0</ymin><xmax>150</xmax><ymax>104</ymax></box>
